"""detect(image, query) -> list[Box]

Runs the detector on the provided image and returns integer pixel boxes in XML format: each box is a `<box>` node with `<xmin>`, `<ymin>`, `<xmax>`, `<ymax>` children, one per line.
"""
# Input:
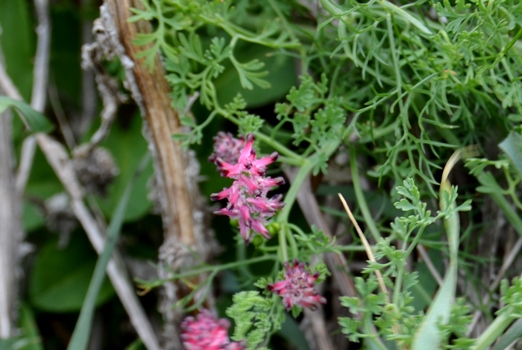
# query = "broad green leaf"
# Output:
<box><xmin>0</xmin><ymin>0</ymin><xmax>34</xmax><ymax>100</ymax></box>
<box><xmin>68</xmin><ymin>154</ymin><xmax>150</xmax><ymax>350</ymax></box>
<box><xmin>29</xmin><ymin>234</ymin><xmax>114</xmax><ymax>312</ymax></box>
<box><xmin>0</xmin><ymin>97</ymin><xmax>53</xmax><ymax>133</ymax></box>
<box><xmin>125</xmin><ymin>339</ymin><xmax>145</xmax><ymax>350</ymax></box>
<box><xmin>97</xmin><ymin>114</ymin><xmax>153</xmax><ymax>221</ymax></box>
<box><xmin>499</xmin><ymin>131</ymin><xmax>522</xmax><ymax>177</ymax></box>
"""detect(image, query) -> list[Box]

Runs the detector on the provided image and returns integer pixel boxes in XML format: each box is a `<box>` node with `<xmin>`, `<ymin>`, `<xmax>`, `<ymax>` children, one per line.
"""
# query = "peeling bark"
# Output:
<box><xmin>99</xmin><ymin>1</ymin><xmax>214</xmax><ymax>348</ymax></box>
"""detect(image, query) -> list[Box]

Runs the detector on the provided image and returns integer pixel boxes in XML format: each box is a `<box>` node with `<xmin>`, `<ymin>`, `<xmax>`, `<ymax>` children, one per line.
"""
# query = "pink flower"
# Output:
<box><xmin>180</xmin><ymin>310</ymin><xmax>246</xmax><ymax>350</ymax></box>
<box><xmin>267</xmin><ymin>260</ymin><xmax>327</xmax><ymax>311</ymax></box>
<box><xmin>209</xmin><ymin>132</ymin><xmax>246</xmax><ymax>167</ymax></box>
<box><xmin>211</xmin><ymin>133</ymin><xmax>285</xmax><ymax>244</ymax></box>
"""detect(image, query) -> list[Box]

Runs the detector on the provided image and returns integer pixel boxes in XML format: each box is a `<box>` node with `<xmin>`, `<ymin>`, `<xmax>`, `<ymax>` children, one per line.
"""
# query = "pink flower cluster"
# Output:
<box><xmin>210</xmin><ymin>133</ymin><xmax>285</xmax><ymax>244</ymax></box>
<box><xmin>208</xmin><ymin>132</ymin><xmax>245</xmax><ymax>166</ymax></box>
<box><xmin>181</xmin><ymin>310</ymin><xmax>246</xmax><ymax>350</ymax></box>
<box><xmin>267</xmin><ymin>260</ymin><xmax>327</xmax><ymax>311</ymax></box>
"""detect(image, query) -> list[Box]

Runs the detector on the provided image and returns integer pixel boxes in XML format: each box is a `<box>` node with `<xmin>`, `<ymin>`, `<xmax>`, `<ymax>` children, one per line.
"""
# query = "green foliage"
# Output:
<box><xmin>0</xmin><ymin>97</ymin><xmax>53</xmax><ymax>133</ymax></box>
<box><xmin>68</xmin><ymin>155</ymin><xmax>150</xmax><ymax>350</ymax></box>
<box><xmin>226</xmin><ymin>291</ymin><xmax>284</xmax><ymax>350</ymax></box>
<box><xmin>97</xmin><ymin>115</ymin><xmax>153</xmax><ymax>221</ymax></box>
<box><xmin>0</xmin><ymin>0</ymin><xmax>34</xmax><ymax>100</ymax></box>
<box><xmin>499</xmin><ymin>278</ymin><xmax>522</xmax><ymax>318</ymax></box>
<box><xmin>6</xmin><ymin>0</ymin><xmax>522</xmax><ymax>347</ymax></box>
<box><xmin>340</xmin><ymin>177</ymin><xmax>474</xmax><ymax>348</ymax></box>
<box><xmin>29</xmin><ymin>235</ymin><xmax>114</xmax><ymax>313</ymax></box>
<box><xmin>275</xmin><ymin>74</ymin><xmax>346</xmax><ymax>149</ymax></box>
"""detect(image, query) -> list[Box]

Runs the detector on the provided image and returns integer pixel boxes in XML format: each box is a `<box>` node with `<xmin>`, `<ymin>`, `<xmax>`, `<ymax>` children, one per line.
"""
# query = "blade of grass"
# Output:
<box><xmin>499</xmin><ymin>131</ymin><xmax>522</xmax><ymax>177</ymax></box>
<box><xmin>491</xmin><ymin>318</ymin><xmax>522</xmax><ymax>350</ymax></box>
<box><xmin>411</xmin><ymin>149</ymin><xmax>463</xmax><ymax>350</ymax></box>
<box><xmin>0</xmin><ymin>96</ymin><xmax>53</xmax><ymax>133</ymax></box>
<box><xmin>67</xmin><ymin>154</ymin><xmax>150</xmax><ymax>350</ymax></box>
<box><xmin>472</xmin><ymin>312</ymin><xmax>516</xmax><ymax>350</ymax></box>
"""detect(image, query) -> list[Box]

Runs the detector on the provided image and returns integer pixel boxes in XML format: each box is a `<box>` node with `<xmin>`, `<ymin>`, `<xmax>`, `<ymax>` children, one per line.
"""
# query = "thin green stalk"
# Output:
<box><xmin>285</xmin><ymin>224</ymin><xmax>299</xmax><ymax>259</ymax></box>
<box><xmin>279</xmin><ymin>225</ymin><xmax>289</xmax><ymax>262</ymax></box>
<box><xmin>500</xmin><ymin>26</ymin><xmax>522</xmax><ymax>57</ymax></box>
<box><xmin>278</xmin><ymin>159</ymin><xmax>314</xmax><ymax>223</ymax></box>
<box><xmin>379</xmin><ymin>0</ymin><xmax>433</xmax><ymax>35</ymax></box>
<box><xmin>349</xmin><ymin>144</ymin><xmax>382</xmax><ymax>242</ymax></box>
<box><xmin>214</xmin><ymin>105</ymin><xmax>303</xmax><ymax>162</ymax></box>
<box><xmin>392</xmin><ymin>269</ymin><xmax>404</xmax><ymax>307</ymax></box>
<box><xmin>255</xmin><ymin>131</ymin><xmax>303</xmax><ymax>163</ymax></box>
<box><xmin>393</xmin><ymin>225</ymin><xmax>428</xmax><ymax>306</ymax></box>
<box><xmin>140</xmin><ymin>255</ymin><xmax>277</xmax><ymax>289</ymax></box>
<box><xmin>362</xmin><ymin>316</ymin><xmax>389</xmax><ymax>350</ymax></box>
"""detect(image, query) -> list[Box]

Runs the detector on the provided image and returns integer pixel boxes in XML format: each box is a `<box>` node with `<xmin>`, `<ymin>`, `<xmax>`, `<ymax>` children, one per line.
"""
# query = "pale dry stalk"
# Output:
<box><xmin>101</xmin><ymin>1</ymin><xmax>213</xmax><ymax>347</ymax></box>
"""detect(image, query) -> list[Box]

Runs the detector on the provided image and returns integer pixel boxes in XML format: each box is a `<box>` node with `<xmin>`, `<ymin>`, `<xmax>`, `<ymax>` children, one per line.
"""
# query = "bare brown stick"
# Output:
<box><xmin>16</xmin><ymin>0</ymin><xmax>51</xmax><ymax>193</ymax></box>
<box><xmin>103</xmin><ymin>0</ymin><xmax>195</xmax><ymax>245</ymax></box>
<box><xmin>0</xmin><ymin>68</ymin><xmax>22</xmax><ymax>339</ymax></box>
<box><xmin>31</xmin><ymin>0</ymin><xmax>50</xmax><ymax>112</ymax></box>
<box><xmin>80</xmin><ymin>0</ymin><xmax>97</xmax><ymax>136</ymax></box>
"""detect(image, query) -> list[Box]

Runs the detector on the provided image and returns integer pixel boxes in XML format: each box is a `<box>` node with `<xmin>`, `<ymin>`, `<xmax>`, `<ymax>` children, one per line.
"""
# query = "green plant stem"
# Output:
<box><xmin>471</xmin><ymin>312</ymin><xmax>514</xmax><ymax>350</ymax></box>
<box><xmin>349</xmin><ymin>144</ymin><xmax>382</xmax><ymax>242</ymax></box>
<box><xmin>255</xmin><ymin>131</ymin><xmax>303</xmax><ymax>164</ymax></box>
<box><xmin>214</xmin><ymin>105</ymin><xmax>302</xmax><ymax>162</ymax></box>
<box><xmin>285</xmin><ymin>224</ymin><xmax>299</xmax><ymax>259</ymax></box>
<box><xmin>379</xmin><ymin>0</ymin><xmax>433</xmax><ymax>35</ymax></box>
<box><xmin>362</xmin><ymin>316</ymin><xmax>388</xmax><ymax>350</ymax></box>
<box><xmin>393</xmin><ymin>227</ymin><xmax>431</xmax><ymax>308</ymax></box>
<box><xmin>141</xmin><ymin>254</ymin><xmax>277</xmax><ymax>289</ymax></box>
<box><xmin>500</xmin><ymin>26</ymin><xmax>522</xmax><ymax>57</ymax></box>
<box><xmin>278</xmin><ymin>159</ymin><xmax>314</xmax><ymax>223</ymax></box>
<box><xmin>275</xmin><ymin>138</ymin><xmax>341</xmax><ymax>262</ymax></box>
<box><xmin>279</xmin><ymin>225</ymin><xmax>289</xmax><ymax>262</ymax></box>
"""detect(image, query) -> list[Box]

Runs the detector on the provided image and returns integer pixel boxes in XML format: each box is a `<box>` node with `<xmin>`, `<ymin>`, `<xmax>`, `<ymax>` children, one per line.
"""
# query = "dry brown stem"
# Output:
<box><xmin>100</xmin><ymin>1</ymin><xmax>213</xmax><ymax>347</ymax></box>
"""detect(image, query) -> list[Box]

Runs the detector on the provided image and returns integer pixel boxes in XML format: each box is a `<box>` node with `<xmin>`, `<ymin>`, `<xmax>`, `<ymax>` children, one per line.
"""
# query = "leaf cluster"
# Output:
<box><xmin>226</xmin><ymin>291</ymin><xmax>285</xmax><ymax>350</ymax></box>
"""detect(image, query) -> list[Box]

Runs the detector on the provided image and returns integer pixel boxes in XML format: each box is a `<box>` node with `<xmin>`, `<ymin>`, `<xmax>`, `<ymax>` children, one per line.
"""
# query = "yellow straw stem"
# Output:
<box><xmin>338</xmin><ymin>193</ymin><xmax>389</xmax><ymax>300</ymax></box>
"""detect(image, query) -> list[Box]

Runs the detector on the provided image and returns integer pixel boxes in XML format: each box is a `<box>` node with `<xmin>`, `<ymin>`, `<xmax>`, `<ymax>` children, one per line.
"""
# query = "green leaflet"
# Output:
<box><xmin>67</xmin><ymin>154</ymin><xmax>150</xmax><ymax>350</ymax></box>
<box><xmin>0</xmin><ymin>96</ymin><xmax>53</xmax><ymax>133</ymax></box>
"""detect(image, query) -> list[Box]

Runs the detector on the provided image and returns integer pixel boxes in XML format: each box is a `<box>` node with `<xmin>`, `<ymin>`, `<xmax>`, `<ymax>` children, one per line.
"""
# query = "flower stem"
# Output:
<box><xmin>141</xmin><ymin>255</ymin><xmax>277</xmax><ymax>289</ymax></box>
<box><xmin>350</xmin><ymin>144</ymin><xmax>382</xmax><ymax>242</ymax></box>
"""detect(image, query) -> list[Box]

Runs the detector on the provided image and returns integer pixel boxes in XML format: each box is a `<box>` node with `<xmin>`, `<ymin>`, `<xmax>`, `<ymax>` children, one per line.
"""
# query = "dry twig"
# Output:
<box><xmin>0</xmin><ymin>60</ymin><xmax>22</xmax><ymax>339</ymax></box>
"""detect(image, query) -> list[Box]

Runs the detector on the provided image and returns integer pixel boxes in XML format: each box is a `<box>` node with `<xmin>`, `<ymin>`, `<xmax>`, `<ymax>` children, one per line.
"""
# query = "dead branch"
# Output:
<box><xmin>0</xmin><ymin>78</ymin><xmax>22</xmax><ymax>339</ymax></box>
<box><xmin>99</xmin><ymin>1</ymin><xmax>214</xmax><ymax>348</ymax></box>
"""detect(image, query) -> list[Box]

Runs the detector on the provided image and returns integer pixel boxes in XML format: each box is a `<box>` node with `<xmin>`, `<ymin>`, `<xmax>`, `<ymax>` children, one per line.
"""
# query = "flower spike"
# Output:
<box><xmin>181</xmin><ymin>310</ymin><xmax>246</xmax><ymax>350</ymax></box>
<box><xmin>210</xmin><ymin>133</ymin><xmax>285</xmax><ymax>244</ymax></box>
<box><xmin>267</xmin><ymin>260</ymin><xmax>327</xmax><ymax>311</ymax></box>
